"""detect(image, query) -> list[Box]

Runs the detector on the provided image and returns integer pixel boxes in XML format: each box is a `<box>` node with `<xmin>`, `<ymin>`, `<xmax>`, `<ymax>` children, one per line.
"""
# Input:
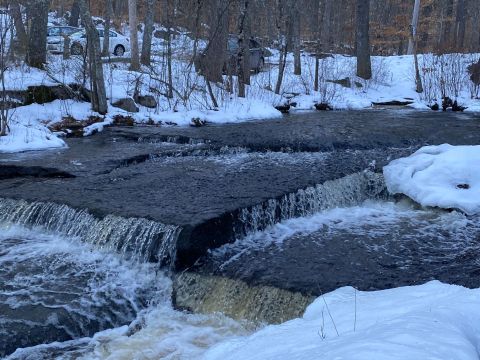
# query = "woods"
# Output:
<box><xmin>0</xmin><ymin>0</ymin><xmax>479</xmax><ymax>139</ymax></box>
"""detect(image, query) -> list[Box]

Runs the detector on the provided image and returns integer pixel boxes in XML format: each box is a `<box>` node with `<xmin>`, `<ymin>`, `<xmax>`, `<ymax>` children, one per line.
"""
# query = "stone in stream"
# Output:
<box><xmin>112</xmin><ymin>97</ymin><xmax>139</xmax><ymax>113</ymax></box>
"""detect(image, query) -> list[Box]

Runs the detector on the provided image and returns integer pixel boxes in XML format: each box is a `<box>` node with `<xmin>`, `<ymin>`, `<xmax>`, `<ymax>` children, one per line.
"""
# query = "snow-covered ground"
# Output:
<box><xmin>384</xmin><ymin>144</ymin><xmax>480</xmax><ymax>215</ymax></box>
<box><xmin>203</xmin><ymin>281</ymin><xmax>480</xmax><ymax>360</ymax></box>
<box><xmin>67</xmin><ymin>281</ymin><xmax>480</xmax><ymax>360</ymax></box>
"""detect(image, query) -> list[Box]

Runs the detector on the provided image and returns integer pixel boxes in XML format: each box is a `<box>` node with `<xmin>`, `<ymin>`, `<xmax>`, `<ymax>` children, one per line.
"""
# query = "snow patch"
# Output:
<box><xmin>383</xmin><ymin>144</ymin><xmax>480</xmax><ymax>214</ymax></box>
<box><xmin>204</xmin><ymin>281</ymin><xmax>480</xmax><ymax>360</ymax></box>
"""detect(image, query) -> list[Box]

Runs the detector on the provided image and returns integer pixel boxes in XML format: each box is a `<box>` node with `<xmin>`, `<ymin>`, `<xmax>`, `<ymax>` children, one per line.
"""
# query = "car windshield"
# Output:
<box><xmin>47</xmin><ymin>27</ymin><xmax>61</xmax><ymax>36</ymax></box>
<box><xmin>228</xmin><ymin>36</ymin><xmax>261</xmax><ymax>51</ymax></box>
<box><xmin>63</xmin><ymin>27</ymin><xmax>80</xmax><ymax>35</ymax></box>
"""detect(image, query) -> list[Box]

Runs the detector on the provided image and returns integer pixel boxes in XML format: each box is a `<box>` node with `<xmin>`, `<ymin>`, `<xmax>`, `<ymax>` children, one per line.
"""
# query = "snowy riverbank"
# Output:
<box><xmin>1</xmin><ymin>51</ymin><xmax>479</xmax><ymax>153</ymax></box>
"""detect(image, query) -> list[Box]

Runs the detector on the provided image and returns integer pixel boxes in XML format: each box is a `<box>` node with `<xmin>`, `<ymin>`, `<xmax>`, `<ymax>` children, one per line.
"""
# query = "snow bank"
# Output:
<box><xmin>383</xmin><ymin>144</ymin><xmax>480</xmax><ymax>214</ymax></box>
<box><xmin>0</xmin><ymin>121</ymin><xmax>65</xmax><ymax>153</ymax></box>
<box><xmin>204</xmin><ymin>281</ymin><xmax>480</xmax><ymax>360</ymax></box>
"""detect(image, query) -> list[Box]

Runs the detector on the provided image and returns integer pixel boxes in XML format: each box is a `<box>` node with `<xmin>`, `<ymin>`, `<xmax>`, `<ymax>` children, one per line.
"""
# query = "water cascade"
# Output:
<box><xmin>234</xmin><ymin>170</ymin><xmax>387</xmax><ymax>239</ymax></box>
<box><xmin>0</xmin><ymin>198</ymin><xmax>180</xmax><ymax>265</ymax></box>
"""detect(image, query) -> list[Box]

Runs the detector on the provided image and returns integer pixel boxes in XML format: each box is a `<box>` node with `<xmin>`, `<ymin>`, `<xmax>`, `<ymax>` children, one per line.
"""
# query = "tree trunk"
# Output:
<box><xmin>1</xmin><ymin>13</ymin><xmax>11</xmax><ymax>136</ymax></box>
<box><xmin>69</xmin><ymin>0</ymin><xmax>80</xmax><ymax>27</ymax></box>
<box><xmin>141</xmin><ymin>0</ymin><xmax>155</xmax><ymax>66</ymax></box>
<box><xmin>9</xmin><ymin>0</ymin><xmax>28</xmax><ymax>58</ymax></box>
<box><xmin>128</xmin><ymin>0</ymin><xmax>140</xmax><ymax>71</ymax></box>
<box><xmin>440</xmin><ymin>0</ymin><xmax>454</xmax><ymax>50</ymax></box>
<box><xmin>25</xmin><ymin>0</ymin><xmax>49</xmax><ymax>69</ymax></box>
<box><xmin>166</xmin><ymin>0</ymin><xmax>173</xmax><ymax>98</ymax></box>
<box><xmin>355</xmin><ymin>0</ymin><xmax>372</xmax><ymax>80</ymax></box>
<box><xmin>78</xmin><ymin>0</ymin><xmax>108</xmax><ymax>115</ymax></box>
<box><xmin>237</xmin><ymin>0</ymin><xmax>250</xmax><ymax>98</ymax></box>
<box><xmin>407</xmin><ymin>0</ymin><xmax>421</xmax><ymax>55</ymax></box>
<box><xmin>102</xmin><ymin>0</ymin><xmax>114</xmax><ymax>57</ymax></box>
<box><xmin>455</xmin><ymin>0</ymin><xmax>466</xmax><ymax>50</ymax></box>
<box><xmin>275</xmin><ymin>0</ymin><xmax>287</xmax><ymax>95</ymax></box>
<box><xmin>292</xmin><ymin>2</ymin><xmax>301</xmax><ymax>75</ymax></box>
<box><xmin>202</xmin><ymin>0</ymin><xmax>228</xmax><ymax>83</ymax></box>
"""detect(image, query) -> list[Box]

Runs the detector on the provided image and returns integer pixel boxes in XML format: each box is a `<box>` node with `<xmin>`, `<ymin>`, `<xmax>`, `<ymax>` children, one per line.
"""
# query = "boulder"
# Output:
<box><xmin>112</xmin><ymin>97</ymin><xmax>139</xmax><ymax>113</ymax></box>
<box><xmin>135</xmin><ymin>95</ymin><xmax>157</xmax><ymax>109</ymax></box>
<box><xmin>315</xmin><ymin>103</ymin><xmax>333</xmax><ymax>111</ymax></box>
<box><xmin>275</xmin><ymin>104</ymin><xmax>291</xmax><ymax>113</ymax></box>
<box><xmin>25</xmin><ymin>85</ymin><xmax>73</xmax><ymax>105</ymax></box>
<box><xmin>190</xmin><ymin>117</ymin><xmax>207</xmax><ymax>127</ymax></box>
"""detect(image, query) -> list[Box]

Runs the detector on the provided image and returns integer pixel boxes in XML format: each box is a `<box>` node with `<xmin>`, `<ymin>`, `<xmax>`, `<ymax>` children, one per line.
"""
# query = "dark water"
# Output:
<box><xmin>1</xmin><ymin>110</ymin><xmax>480</xmax><ymax>357</ymax></box>
<box><xmin>200</xmin><ymin>199</ymin><xmax>480</xmax><ymax>295</ymax></box>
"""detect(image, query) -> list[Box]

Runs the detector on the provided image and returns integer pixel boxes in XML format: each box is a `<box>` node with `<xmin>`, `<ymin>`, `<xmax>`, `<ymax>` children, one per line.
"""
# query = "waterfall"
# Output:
<box><xmin>0</xmin><ymin>198</ymin><xmax>181</xmax><ymax>265</ymax></box>
<box><xmin>174</xmin><ymin>272</ymin><xmax>314</xmax><ymax>324</ymax></box>
<box><xmin>234</xmin><ymin>170</ymin><xmax>387</xmax><ymax>238</ymax></box>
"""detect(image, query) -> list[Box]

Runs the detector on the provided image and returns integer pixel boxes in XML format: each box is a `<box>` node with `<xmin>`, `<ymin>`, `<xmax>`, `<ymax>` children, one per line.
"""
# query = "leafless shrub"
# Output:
<box><xmin>419</xmin><ymin>53</ymin><xmax>470</xmax><ymax>104</ymax></box>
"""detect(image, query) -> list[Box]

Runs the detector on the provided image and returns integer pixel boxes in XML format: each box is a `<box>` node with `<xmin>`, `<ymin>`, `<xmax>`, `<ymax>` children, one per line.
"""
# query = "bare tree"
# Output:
<box><xmin>69</xmin><ymin>0</ymin><xmax>80</xmax><ymax>27</ymax></box>
<box><xmin>237</xmin><ymin>0</ymin><xmax>250</xmax><ymax>97</ymax></box>
<box><xmin>78</xmin><ymin>0</ymin><xmax>108</xmax><ymax>114</ymax></box>
<box><xmin>141</xmin><ymin>0</ymin><xmax>156</xmax><ymax>66</ymax></box>
<box><xmin>275</xmin><ymin>0</ymin><xmax>289</xmax><ymax>94</ymax></box>
<box><xmin>292</xmin><ymin>0</ymin><xmax>301</xmax><ymax>75</ymax></box>
<box><xmin>407</xmin><ymin>0</ymin><xmax>421</xmax><ymax>55</ymax></box>
<box><xmin>25</xmin><ymin>0</ymin><xmax>49</xmax><ymax>69</ymax></box>
<box><xmin>408</xmin><ymin>0</ymin><xmax>423</xmax><ymax>92</ymax></box>
<box><xmin>166</xmin><ymin>0</ymin><xmax>174</xmax><ymax>98</ymax></box>
<box><xmin>0</xmin><ymin>10</ymin><xmax>13</xmax><ymax>136</ymax></box>
<box><xmin>129</xmin><ymin>0</ymin><xmax>140</xmax><ymax>71</ymax></box>
<box><xmin>9</xmin><ymin>0</ymin><xmax>28</xmax><ymax>58</ymax></box>
<box><xmin>355</xmin><ymin>0</ymin><xmax>372</xmax><ymax>79</ymax></box>
<box><xmin>455</xmin><ymin>0</ymin><xmax>466</xmax><ymax>50</ymax></box>
<box><xmin>102</xmin><ymin>0</ymin><xmax>114</xmax><ymax>57</ymax></box>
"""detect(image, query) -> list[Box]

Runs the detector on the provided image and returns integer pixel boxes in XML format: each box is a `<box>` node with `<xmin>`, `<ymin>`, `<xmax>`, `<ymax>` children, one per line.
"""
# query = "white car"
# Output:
<box><xmin>69</xmin><ymin>29</ymin><xmax>130</xmax><ymax>57</ymax></box>
<box><xmin>47</xmin><ymin>26</ymin><xmax>81</xmax><ymax>53</ymax></box>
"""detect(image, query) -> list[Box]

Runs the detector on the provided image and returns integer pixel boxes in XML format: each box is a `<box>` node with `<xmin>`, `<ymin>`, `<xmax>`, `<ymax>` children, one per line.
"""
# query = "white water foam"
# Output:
<box><xmin>0</xmin><ymin>224</ymin><xmax>167</xmax><ymax>356</ymax></box>
<box><xmin>213</xmin><ymin>199</ymin><xmax>480</xmax><ymax>267</ymax></box>
<box><xmin>2</xmin><ymin>225</ymin><xmax>251</xmax><ymax>359</ymax></box>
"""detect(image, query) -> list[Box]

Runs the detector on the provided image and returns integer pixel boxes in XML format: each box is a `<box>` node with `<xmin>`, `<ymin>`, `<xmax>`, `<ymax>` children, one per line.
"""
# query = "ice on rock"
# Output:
<box><xmin>383</xmin><ymin>144</ymin><xmax>480</xmax><ymax>215</ymax></box>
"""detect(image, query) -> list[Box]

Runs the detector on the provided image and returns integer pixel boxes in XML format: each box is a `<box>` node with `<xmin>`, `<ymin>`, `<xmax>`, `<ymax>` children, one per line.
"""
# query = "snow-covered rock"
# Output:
<box><xmin>383</xmin><ymin>144</ymin><xmax>480</xmax><ymax>214</ymax></box>
<box><xmin>204</xmin><ymin>281</ymin><xmax>480</xmax><ymax>360</ymax></box>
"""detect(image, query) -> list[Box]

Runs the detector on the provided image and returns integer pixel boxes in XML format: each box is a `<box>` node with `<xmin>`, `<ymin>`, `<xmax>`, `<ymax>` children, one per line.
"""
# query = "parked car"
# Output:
<box><xmin>195</xmin><ymin>35</ymin><xmax>267</xmax><ymax>76</ymax></box>
<box><xmin>69</xmin><ymin>29</ymin><xmax>130</xmax><ymax>57</ymax></box>
<box><xmin>47</xmin><ymin>26</ymin><xmax>81</xmax><ymax>53</ymax></box>
<box><xmin>225</xmin><ymin>35</ymin><xmax>266</xmax><ymax>73</ymax></box>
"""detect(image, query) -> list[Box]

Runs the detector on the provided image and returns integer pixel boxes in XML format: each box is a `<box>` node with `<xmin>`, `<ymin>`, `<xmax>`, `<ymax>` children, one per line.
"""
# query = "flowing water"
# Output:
<box><xmin>0</xmin><ymin>224</ymin><xmax>251</xmax><ymax>359</ymax></box>
<box><xmin>2</xmin><ymin>111</ymin><xmax>480</xmax><ymax>358</ymax></box>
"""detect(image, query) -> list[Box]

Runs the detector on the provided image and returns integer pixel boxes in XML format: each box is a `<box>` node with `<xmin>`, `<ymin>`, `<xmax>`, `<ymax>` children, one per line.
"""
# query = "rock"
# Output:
<box><xmin>442</xmin><ymin>97</ymin><xmax>453</xmax><ymax>111</ymax></box>
<box><xmin>452</xmin><ymin>100</ymin><xmax>467</xmax><ymax>112</ymax></box>
<box><xmin>354</xmin><ymin>81</ymin><xmax>363</xmax><ymax>88</ymax></box>
<box><xmin>113</xmin><ymin>115</ymin><xmax>135</xmax><ymax>126</ymax></box>
<box><xmin>112</xmin><ymin>97</ymin><xmax>139</xmax><ymax>113</ymax></box>
<box><xmin>190</xmin><ymin>117</ymin><xmax>207</xmax><ymax>127</ymax></box>
<box><xmin>24</xmin><ymin>85</ymin><xmax>73</xmax><ymax>105</ymax></box>
<box><xmin>429</xmin><ymin>103</ymin><xmax>440</xmax><ymax>111</ymax></box>
<box><xmin>135</xmin><ymin>95</ymin><xmax>157</xmax><ymax>109</ymax></box>
<box><xmin>315</xmin><ymin>103</ymin><xmax>333</xmax><ymax>111</ymax></box>
<box><xmin>275</xmin><ymin>104</ymin><xmax>291</xmax><ymax>113</ymax></box>
<box><xmin>372</xmin><ymin>100</ymin><xmax>414</xmax><ymax>106</ymax></box>
<box><xmin>327</xmin><ymin>77</ymin><xmax>351</xmax><ymax>88</ymax></box>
